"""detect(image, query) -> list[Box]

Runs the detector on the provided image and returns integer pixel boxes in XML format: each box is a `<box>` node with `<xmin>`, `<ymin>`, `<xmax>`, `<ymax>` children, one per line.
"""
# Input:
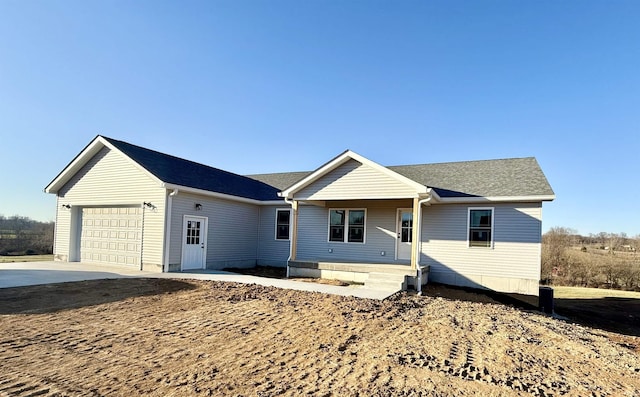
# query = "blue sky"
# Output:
<box><xmin>1</xmin><ymin>1</ymin><xmax>638</xmax><ymax>236</ymax></box>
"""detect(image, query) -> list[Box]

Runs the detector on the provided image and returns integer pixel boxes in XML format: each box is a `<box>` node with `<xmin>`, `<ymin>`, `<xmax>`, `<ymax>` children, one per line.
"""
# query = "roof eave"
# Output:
<box><xmin>44</xmin><ymin>135</ymin><xmax>106</xmax><ymax>194</ymax></box>
<box><xmin>45</xmin><ymin>135</ymin><xmax>165</xmax><ymax>194</ymax></box>
<box><xmin>163</xmin><ymin>183</ymin><xmax>283</xmax><ymax>205</ymax></box>
<box><xmin>437</xmin><ymin>194</ymin><xmax>556</xmax><ymax>203</ymax></box>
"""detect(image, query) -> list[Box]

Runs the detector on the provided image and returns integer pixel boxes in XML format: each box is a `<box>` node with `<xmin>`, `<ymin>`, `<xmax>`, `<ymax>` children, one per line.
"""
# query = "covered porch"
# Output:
<box><xmin>278</xmin><ymin>150</ymin><xmax>440</xmax><ymax>292</ymax></box>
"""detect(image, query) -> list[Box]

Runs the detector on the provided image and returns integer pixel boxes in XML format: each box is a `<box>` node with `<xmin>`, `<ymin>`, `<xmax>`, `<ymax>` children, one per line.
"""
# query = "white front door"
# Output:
<box><xmin>396</xmin><ymin>209</ymin><xmax>413</xmax><ymax>261</ymax></box>
<box><xmin>181</xmin><ymin>216</ymin><xmax>207</xmax><ymax>270</ymax></box>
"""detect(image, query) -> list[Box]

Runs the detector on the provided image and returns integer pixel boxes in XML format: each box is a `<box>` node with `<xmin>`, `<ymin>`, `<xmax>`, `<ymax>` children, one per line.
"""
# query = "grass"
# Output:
<box><xmin>553</xmin><ymin>285</ymin><xmax>640</xmax><ymax>299</ymax></box>
<box><xmin>0</xmin><ymin>254</ymin><xmax>54</xmax><ymax>263</ymax></box>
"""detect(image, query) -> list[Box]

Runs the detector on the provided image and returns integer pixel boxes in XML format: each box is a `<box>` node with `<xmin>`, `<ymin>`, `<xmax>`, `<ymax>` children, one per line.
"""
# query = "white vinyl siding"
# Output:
<box><xmin>294</xmin><ymin>159</ymin><xmax>418</xmax><ymax>200</ymax></box>
<box><xmin>257</xmin><ymin>206</ymin><xmax>290</xmax><ymax>267</ymax></box>
<box><xmin>53</xmin><ymin>197</ymin><xmax>71</xmax><ymax>261</ymax></box>
<box><xmin>168</xmin><ymin>192</ymin><xmax>259</xmax><ymax>269</ymax></box>
<box><xmin>55</xmin><ymin>147</ymin><xmax>166</xmax><ymax>269</ymax></box>
<box><xmin>421</xmin><ymin>203</ymin><xmax>542</xmax><ymax>286</ymax></box>
<box><xmin>296</xmin><ymin>203</ymin><xmax>407</xmax><ymax>263</ymax></box>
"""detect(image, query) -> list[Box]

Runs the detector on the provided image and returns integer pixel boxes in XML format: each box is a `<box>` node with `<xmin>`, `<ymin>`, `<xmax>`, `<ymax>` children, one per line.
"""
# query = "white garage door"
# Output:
<box><xmin>80</xmin><ymin>207</ymin><xmax>142</xmax><ymax>266</ymax></box>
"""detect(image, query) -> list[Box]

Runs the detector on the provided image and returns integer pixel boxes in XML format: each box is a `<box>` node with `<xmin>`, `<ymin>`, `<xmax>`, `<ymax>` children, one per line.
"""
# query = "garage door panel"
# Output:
<box><xmin>80</xmin><ymin>206</ymin><xmax>142</xmax><ymax>266</ymax></box>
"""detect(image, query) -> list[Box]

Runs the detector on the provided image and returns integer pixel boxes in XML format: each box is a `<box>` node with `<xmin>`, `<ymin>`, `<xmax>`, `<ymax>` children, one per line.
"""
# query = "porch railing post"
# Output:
<box><xmin>291</xmin><ymin>200</ymin><xmax>298</xmax><ymax>261</ymax></box>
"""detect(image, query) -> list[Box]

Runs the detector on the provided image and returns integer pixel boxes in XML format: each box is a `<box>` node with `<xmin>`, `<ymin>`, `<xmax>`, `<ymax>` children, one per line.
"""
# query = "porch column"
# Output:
<box><xmin>290</xmin><ymin>200</ymin><xmax>298</xmax><ymax>261</ymax></box>
<box><xmin>410</xmin><ymin>197</ymin><xmax>420</xmax><ymax>270</ymax></box>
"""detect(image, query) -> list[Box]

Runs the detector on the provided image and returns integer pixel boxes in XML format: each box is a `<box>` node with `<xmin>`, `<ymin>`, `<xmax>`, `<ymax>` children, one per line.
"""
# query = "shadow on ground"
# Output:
<box><xmin>0</xmin><ymin>278</ymin><xmax>197</xmax><ymax>315</ymax></box>
<box><xmin>421</xmin><ymin>282</ymin><xmax>539</xmax><ymax>309</ymax></box>
<box><xmin>554</xmin><ymin>297</ymin><xmax>640</xmax><ymax>337</ymax></box>
<box><xmin>224</xmin><ymin>265</ymin><xmax>287</xmax><ymax>279</ymax></box>
<box><xmin>422</xmin><ymin>282</ymin><xmax>640</xmax><ymax>338</ymax></box>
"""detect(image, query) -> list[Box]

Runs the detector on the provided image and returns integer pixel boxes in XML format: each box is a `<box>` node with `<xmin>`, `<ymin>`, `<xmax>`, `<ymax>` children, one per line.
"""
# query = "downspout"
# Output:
<box><xmin>416</xmin><ymin>193</ymin><xmax>433</xmax><ymax>294</ymax></box>
<box><xmin>284</xmin><ymin>197</ymin><xmax>295</xmax><ymax>278</ymax></box>
<box><xmin>163</xmin><ymin>189</ymin><xmax>179</xmax><ymax>272</ymax></box>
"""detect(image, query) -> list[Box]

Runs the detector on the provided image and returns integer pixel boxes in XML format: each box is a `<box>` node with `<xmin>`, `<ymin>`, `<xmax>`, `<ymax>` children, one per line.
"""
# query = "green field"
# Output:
<box><xmin>553</xmin><ymin>285</ymin><xmax>640</xmax><ymax>299</ymax></box>
<box><xmin>0</xmin><ymin>255</ymin><xmax>54</xmax><ymax>263</ymax></box>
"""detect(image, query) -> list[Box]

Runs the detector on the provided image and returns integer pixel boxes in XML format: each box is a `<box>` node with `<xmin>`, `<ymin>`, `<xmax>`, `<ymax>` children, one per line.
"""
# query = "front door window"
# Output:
<box><xmin>397</xmin><ymin>209</ymin><xmax>413</xmax><ymax>260</ymax></box>
<box><xmin>186</xmin><ymin>220</ymin><xmax>201</xmax><ymax>245</ymax></box>
<box><xmin>401</xmin><ymin>212</ymin><xmax>412</xmax><ymax>243</ymax></box>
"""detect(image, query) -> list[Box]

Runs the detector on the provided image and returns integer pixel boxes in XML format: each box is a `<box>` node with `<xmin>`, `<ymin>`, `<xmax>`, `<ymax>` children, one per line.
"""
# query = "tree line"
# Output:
<box><xmin>0</xmin><ymin>215</ymin><xmax>54</xmax><ymax>255</ymax></box>
<box><xmin>542</xmin><ymin>227</ymin><xmax>640</xmax><ymax>291</ymax></box>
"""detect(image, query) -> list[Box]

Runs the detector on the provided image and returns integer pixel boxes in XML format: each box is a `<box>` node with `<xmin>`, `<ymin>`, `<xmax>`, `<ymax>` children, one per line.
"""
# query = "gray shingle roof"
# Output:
<box><xmin>103</xmin><ymin>137</ymin><xmax>282</xmax><ymax>201</ymax></box>
<box><xmin>248</xmin><ymin>157</ymin><xmax>554</xmax><ymax>199</ymax></box>
<box><xmin>245</xmin><ymin>171</ymin><xmax>311</xmax><ymax>191</ymax></box>
<box><xmin>389</xmin><ymin>157</ymin><xmax>554</xmax><ymax>198</ymax></box>
<box><xmin>104</xmin><ymin>136</ymin><xmax>552</xmax><ymax>200</ymax></box>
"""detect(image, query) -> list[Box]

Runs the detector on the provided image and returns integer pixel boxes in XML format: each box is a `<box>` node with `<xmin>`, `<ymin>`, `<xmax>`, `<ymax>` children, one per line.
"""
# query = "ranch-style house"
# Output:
<box><xmin>45</xmin><ymin>136</ymin><xmax>555</xmax><ymax>295</ymax></box>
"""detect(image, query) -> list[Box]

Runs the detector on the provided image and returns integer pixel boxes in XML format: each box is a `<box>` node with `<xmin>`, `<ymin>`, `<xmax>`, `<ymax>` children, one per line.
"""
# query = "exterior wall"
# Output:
<box><xmin>421</xmin><ymin>202</ymin><xmax>542</xmax><ymax>295</ymax></box>
<box><xmin>53</xmin><ymin>196</ymin><xmax>70</xmax><ymax>261</ymax></box>
<box><xmin>55</xmin><ymin>147</ymin><xmax>166</xmax><ymax>271</ymax></box>
<box><xmin>257</xmin><ymin>205</ymin><xmax>291</xmax><ymax>267</ymax></box>
<box><xmin>168</xmin><ymin>192</ymin><xmax>259</xmax><ymax>270</ymax></box>
<box><xmin>295</xmin><ymin>199</ymin><xmax>411</xmax><ymax>263</ymax></box>
<box><xmin>294</xmin><ymin>159</ymin><xmax>418</xmax><ymax>200</ymax></box>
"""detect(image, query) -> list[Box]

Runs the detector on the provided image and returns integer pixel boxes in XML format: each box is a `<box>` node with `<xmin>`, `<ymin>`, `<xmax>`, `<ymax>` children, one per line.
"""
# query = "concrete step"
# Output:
<box><xmin>364</xmin><ymin>272</ymin><xmax>407</xmax><ymax>292</ymax></box>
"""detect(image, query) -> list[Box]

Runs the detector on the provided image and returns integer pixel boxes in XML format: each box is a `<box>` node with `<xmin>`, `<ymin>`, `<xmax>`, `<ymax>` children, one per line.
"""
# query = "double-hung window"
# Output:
<box><xmin>468</xmin><ymin>208</ymin><xmax>493</xmax><ymax>248</ymax></box>
<box><xmin>329</xmin><ymin>209</ymin><xmax>365</xmax><ymax>243</ymax></box>
<box><xmin>275</xmin><ymin>209</ymin><xmax>291</xmax><ymax>240</ymax></box>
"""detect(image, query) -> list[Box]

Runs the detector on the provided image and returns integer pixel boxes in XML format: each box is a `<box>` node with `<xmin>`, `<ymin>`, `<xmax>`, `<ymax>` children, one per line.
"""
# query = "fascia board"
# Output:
<box><xmin>44</xmin><ymin>136</ymin><xmax>105</xmax><ymax>194</ymax></box>
<box><xmin>425</xmin><ymin>188</ymin><xmax>441</xmax><ymax>202</ymax></box>
<box><xmin>279</xmin><ymin>150</ymin><xmax>351</xmax><ymax>197</ymax></box>
<box><xmin>348</xmin><ymin>151</ymin><xmax>428</xmax><ymax>193</ymax></box>
<box><xmin>45</xmin><ymin>136</ymin><xmax>165</xmax><ymax>194</ymax></box>
<box><xmin>162</xmin><ymin>183</ymin><xmax>284</xmax><ymax>206</ymax></box>
<box><xmin>438</xmin><ymin>195</ymin><xmax>556</xmax><ymax>203</ymax></box>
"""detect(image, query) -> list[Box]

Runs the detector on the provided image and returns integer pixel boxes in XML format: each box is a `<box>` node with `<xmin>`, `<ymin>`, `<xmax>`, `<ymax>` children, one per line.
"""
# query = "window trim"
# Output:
<box><xmin>467</xmin><ymin>207</ymin><xmax>494</xmax><ymax>249</ymax></box>
<box><xmin>274</xmin><ymin>208</ymin><xmax>291</xmax><ymax>241</ymax></box>
<box><xmin>327</xmin><ymin>208</ymin><xmax>367</xmax><ymax>244</ymax></box>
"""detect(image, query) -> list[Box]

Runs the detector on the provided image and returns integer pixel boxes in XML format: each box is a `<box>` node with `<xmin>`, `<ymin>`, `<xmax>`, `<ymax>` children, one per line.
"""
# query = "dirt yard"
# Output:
<box><xmin>1</xmin><ymin>279</ymin><xmax>639</xmax><ymax>397</ymax></box>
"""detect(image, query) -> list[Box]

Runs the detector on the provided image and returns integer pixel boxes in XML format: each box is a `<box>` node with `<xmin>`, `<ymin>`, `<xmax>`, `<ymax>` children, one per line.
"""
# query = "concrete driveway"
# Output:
<box><xmin>0</xmin><ymin>261</ymin><xmax>396</xmax><ymax>300</ymax></box>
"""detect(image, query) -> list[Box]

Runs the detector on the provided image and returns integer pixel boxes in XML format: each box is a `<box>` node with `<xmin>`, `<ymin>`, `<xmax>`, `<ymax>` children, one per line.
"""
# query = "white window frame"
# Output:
<box><xmin>467</xmin><ymin>207</ymin><xmax>494</xmax><ymax>249</ymax></box>
<box><xmin>275</xmin><ymin>208</ymin><xmax>291</xmax><ymax>241</ymax></box>
<box><xmin>327</xmin><ymin>208</ymin><xmax>367</xmax><ymax>244</ymax></box>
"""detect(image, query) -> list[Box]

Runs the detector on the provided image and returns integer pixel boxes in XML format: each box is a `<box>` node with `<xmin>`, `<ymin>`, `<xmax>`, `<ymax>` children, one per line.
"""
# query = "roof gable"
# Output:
<box><xmin>293</xmin><ymin>159</ymin><xmax>424</xmax><ymax>200</ymax></box>
<box><xmin>279</xmin><ymin>150</ymin><xmax>428</xmax><ymax>199</ymax></box>
<box><xmin>104</xmin><ymin>137</ymin><xmax>281</xmax><ymax>201</ymax></box>
<box><xmin>46</xmin><ymin>136</ymin><xmax>282</xmax><ymax>202</ymax></box>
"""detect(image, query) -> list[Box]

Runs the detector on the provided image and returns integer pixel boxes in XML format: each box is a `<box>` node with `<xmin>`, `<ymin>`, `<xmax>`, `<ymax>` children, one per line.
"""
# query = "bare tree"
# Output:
<box><xmin>606</xmin><ymin>233</ymin><xmax>624</xmax><ymax>254</ymax></box>
<box><xmin>541</xmin><ymin>227</ymin><xmax>577</xmax><ymax>283</ymax></box>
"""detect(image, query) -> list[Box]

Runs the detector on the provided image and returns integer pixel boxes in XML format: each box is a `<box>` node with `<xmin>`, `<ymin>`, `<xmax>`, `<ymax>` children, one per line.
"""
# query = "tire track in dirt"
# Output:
<box><xmin>1</xmin><ymin>280</ymin><xmax>639</xmax><ymax>396</ymax></box>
